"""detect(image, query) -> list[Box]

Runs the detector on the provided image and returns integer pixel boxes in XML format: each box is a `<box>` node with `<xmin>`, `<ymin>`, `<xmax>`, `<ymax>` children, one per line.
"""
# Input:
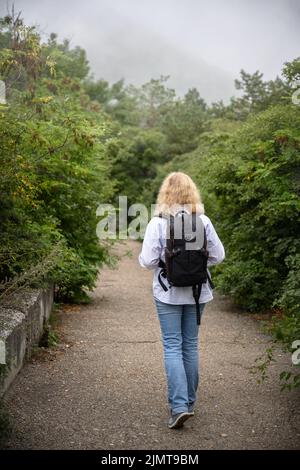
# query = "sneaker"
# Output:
<box><xmin>168</xmin><ymin>411</ymin><xmax>194</xmax><ymax>429</ymax></box>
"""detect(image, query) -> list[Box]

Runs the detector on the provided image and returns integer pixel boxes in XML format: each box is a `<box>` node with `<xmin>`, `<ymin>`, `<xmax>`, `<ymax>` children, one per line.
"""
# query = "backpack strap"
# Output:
<box><xmin>207</xmin><ymin>270</ymin><xmax>215</xmax><ymax>289</ymax></box>
<box><xmin>155</xmin><ymin>212</ymin><xmax>175</xmax><ymax>250</ymax></box>
<box><xmin>192</xmin><ymin>212</ymin><xmax>197</xmax><ymax>234</ymax></box>
<box><xmin>158</xmin><ymin>268</ymin><xmax>168</xmax><ymax>291</ymax></box>
<box><xmin>192</xmin><ymin>284</ymin><xmax>202</xmax><ymax>325</ymax></box>
<box><xmin>155</xmin><ymin>214</ymin><xmax>172</xmax><ymax>291</ymax></box>
<box><xmin>193</xmin><ymin>213</ymin><xmax>214</xmax><ymax>290</ymax></box>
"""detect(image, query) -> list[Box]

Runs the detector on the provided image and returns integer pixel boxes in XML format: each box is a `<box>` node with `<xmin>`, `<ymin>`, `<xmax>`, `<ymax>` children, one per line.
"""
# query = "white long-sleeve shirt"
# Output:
<box><xmin>138</xmin><ymin>213</ymin><xmax>225</xmax><ymax>304</ymax></box>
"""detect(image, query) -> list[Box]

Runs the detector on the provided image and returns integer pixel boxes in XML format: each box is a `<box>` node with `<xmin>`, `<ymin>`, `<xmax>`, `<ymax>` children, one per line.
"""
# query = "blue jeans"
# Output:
<box><xmin>154</xmin><ymin>298</ymin><xmax>205</xmax><ymax>415</ymax></box>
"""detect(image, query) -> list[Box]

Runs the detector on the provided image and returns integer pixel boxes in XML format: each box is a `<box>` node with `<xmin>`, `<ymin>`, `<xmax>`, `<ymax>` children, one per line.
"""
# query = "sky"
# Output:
<box><xmin>1</xmin><ymin>0</ymin><xmax>299</xmax><ymax>102</ymax></box>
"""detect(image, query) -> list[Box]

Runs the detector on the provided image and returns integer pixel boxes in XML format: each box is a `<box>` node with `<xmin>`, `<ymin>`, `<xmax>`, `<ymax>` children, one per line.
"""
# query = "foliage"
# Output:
<box><xmin>282</xmin><ymin>57</ymin><xmax>300</xmax><ymax>84</ymax></box>
<box><xmin>107</xmin><ymin>127</ymin><xmax>168</xmax><ymax>207</ymax></box>
<box><xmin>44</xmin><ymin>33</ymin><xmax>90</xmax><ymax>80</ymax></box>
<box><xmin>84</xmin><ymin>78</ymin><xmax>140</xmax><ymax>126</ymax></box>
<box><xmin>1</xmin><ymin>11</ymin><xmax>299</xmax><ymax>390</ymax></box>
<box><xmin>127</xmin><ymin>75</ymin><xmax>176</xmax><ymax>128</ymax></box>
<box><xmin>0</xmin><ymin>13</ymin><xmax>116</xmax><ymax>301</ymax></box>
<box><xmin>210</xmin><ymin>69</ymin><xmax>289</xmax><ymax>120</ymax></box>
<box><xmin>161</xmin><ymin>88</ymin><xmax>208</xmax><ymax>156</ymax></box>
<box><xmin>205</xmin><ymin>105</ymin><xmax>300</xmax><ymax>314</ymax></box>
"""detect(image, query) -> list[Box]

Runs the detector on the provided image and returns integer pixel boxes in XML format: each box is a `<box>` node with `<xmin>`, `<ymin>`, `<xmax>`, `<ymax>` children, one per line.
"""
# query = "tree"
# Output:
<box><xmin>128</xmin><ymin>75</ymin><xmax>176</xmax><ymax>128</ymax></box>
<box><xmin>0</xmin><ymin>13</ymin><xmax>117</xmax><ymax>302</ymax></box>
<box><xmin>210</xmin><ymin>69</ymin><xmax>289</xmax><ymax>121</ymax></box>
<box><xmin>43</xmin><ymin>34</ymin><xmax>90</xmax><ymax>80</ymax></box>
<box><xmin>161</xmin><ymin>88</ymin><xmax>208</xmax><ymax>156</ymax></box>
<box><xmin>84</xmin><ymin>78</ymin><xmax>139</xmax><ymax>125</ymax></box>
<box><xmin>282</xmin><ymin>57</ymin><xmax>300</xmax><ymax>84</ymax></box>
<box><xmin>107</xmin><ymin>127</ymin><xmax>167</xmax><ymax>208</ymax></box>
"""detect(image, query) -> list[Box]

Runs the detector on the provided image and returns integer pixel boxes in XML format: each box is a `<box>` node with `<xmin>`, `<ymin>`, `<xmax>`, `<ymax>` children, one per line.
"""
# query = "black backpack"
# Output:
<box><xmin>156</xmin><ymin>211</ymin><xmax>214</xmax><ymax>324</ymax></box>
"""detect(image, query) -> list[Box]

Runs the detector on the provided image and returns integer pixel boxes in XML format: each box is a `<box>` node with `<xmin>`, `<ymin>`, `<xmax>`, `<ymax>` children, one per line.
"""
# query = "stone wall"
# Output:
<box><xmin>0</xmin><ymin>286</ymin><xmax>54</xmax><ymax>396</ymax></box>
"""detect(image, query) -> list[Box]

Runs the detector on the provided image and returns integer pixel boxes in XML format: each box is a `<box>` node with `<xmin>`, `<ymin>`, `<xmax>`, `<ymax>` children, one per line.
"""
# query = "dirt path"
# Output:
<box><xmin>2</xmin><ymin>240</ymin><xmax>300</xmax><ymax>450</ymax></box>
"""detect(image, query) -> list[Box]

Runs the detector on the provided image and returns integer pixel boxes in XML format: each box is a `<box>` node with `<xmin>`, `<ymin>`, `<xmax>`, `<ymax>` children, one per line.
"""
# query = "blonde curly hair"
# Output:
<box><xmin>155</xmin><ymin>171</ymin><xmax>204</xmax><ymax>215</ymax></box>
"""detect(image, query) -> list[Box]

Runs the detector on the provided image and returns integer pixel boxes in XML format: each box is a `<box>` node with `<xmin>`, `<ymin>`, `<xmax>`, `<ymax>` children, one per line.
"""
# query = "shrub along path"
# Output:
<box><xmin>3</xmin><ymin>240</ymin><xmax>300</xmax><ymax>449</ymax></box>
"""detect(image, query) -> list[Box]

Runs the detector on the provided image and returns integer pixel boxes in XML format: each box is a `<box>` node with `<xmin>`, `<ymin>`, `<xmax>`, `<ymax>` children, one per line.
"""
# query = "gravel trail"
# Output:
<box><xmin>3</xmin><ymin>240</ymin><xmax>300</xmax><ymax>450</ymax></box>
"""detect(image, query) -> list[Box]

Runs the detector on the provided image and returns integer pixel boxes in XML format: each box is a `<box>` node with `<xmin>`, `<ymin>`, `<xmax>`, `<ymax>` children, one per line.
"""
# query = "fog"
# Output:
<box><xmin>1</xmin><ymin>0</ymin><xmax>299</xmax><ymax>102</ymax></box>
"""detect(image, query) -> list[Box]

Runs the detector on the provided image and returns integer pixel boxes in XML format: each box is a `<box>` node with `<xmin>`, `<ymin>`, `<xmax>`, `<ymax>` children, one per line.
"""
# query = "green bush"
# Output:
<box><xmin>205</xmin><ymin>105</ymin><xmax>300</xmax><ymax>313</ymax></box>
<box><xmin>0</xmin><ymin>15</ymin><xmax>117</xmax><ymax>301</ymax></box>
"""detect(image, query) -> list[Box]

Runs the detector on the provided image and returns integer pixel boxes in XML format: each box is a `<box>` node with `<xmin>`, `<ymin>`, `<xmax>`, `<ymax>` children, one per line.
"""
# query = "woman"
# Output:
<box><xmin>139</xmin><ymin>172</ymin><xmax>225</xmax><ymax>429</ymax></box>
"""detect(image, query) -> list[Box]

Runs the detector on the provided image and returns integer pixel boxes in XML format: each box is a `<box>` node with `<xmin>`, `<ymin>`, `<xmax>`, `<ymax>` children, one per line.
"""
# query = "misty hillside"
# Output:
<box><xmin>88</xmin><ymin>21</ymin><xmax>235</xmax><ymax>102</ymax></box>
<box><xmin>2</xmin><ymin>0</ymin><xmax>299</xmax><ymax>103</ymax></box>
